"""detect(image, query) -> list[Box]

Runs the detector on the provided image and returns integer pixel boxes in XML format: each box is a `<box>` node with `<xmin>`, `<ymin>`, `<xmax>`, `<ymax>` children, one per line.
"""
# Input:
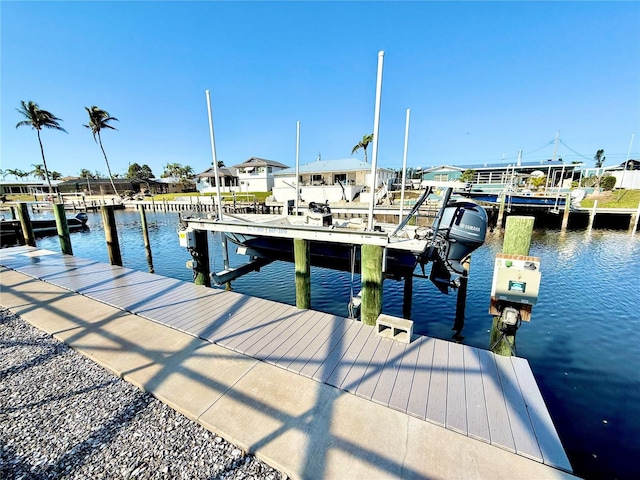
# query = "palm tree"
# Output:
<box><xmin>32</xmin><ymin>164</ymin><xmax>46</xmax><ymax>180</ymax></box>
<box><xmin>593</xmin><ymin>149</ymin><xmax>606</xmax><ymax>191</ymax></box>
<box><xmin>16</xmin><ymin>101</ymin><xmax>67</xmax><ymax>200</ymax></box>
<box><xmin>84</xmin><ymin>106</ymin><xmax>120</xmax><ymax>197</ymax></box>
<box><xmin>351</xmin><ymin>133</ymin><xmax>374</xmax><ymax>163</ymax></box>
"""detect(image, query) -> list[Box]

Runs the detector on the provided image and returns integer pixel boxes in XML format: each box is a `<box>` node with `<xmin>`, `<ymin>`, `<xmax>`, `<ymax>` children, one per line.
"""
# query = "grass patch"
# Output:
<box><xmin>580</xmin><ymin>189</ymin><xmax>640</xmax><ymax>209</ymax></box>
<box><xmin>150</xmin><ymin>192</ymin><xmax>271</xmax><ymax>202</ymax></box>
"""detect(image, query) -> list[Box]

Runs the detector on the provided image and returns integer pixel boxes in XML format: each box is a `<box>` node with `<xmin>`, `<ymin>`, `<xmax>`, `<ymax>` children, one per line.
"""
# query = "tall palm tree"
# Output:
<box><xmin>84</xmin><ymin>106</ymin><xmax>120</xmax><ymax>197</ymax></box>
<box><xmin>594</xmin><ymin>149</ymin><xmax>606</xmax><ymax>168</ymax></box>
<box><xmin>16</xmin><ymin>101</ymin><xmax>67</xmax><ymax>200</ymax></box>
<box><xmin>351</xmin><ymin>133</ymin><xmax>374</xmax><ymax>163</ymax></box>
<box><xmin>31</xmin><ymin>164</ymin><xmax>45</xmax><ymax>180</ymax></box>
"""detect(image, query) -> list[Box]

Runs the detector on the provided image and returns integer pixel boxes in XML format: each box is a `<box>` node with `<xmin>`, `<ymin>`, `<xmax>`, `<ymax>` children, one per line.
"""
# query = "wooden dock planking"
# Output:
<box><xmin>370</xmin><ymin>340</ymin><xmax>406</xmax><ymax>407</ymax></box>
<box><xmin>406</xmin><ymin>336</ymin><xmax>436</xmax><ymax>420</ymax></box>
<box><xmin>495</xmin><ymin>355</ymin><xmax>543</xmax><ymax>462</ymax></box>
<box><xmin>314</xmin><ymin>321</ymin><xmax>368</xmax><ymax>384</ymax></box>
<box><xmin>276</xmin><ymin>314</ymin><xmax>341</xmax><ymax>373</ymax></box>
<box><xmin>0</xmin><ymin>248</ymin><xmax>572</xmax><ymax>473</ymax></box>
<box><xmin>355</xmin><ymin>336</ymin><xmax>393</xmax><ymax>400</ymax></box>
<box><xmin>426</xmin><ymin>339</ymin><xmax>449</xmax><ymax>427</ymax></box>
<box><xmin>462</xmin><ymin>345</ymin><xmax>491</xmax><ymax>442</ymax></box>
<box><xmin>446</xmin><ymin>342</ymin><xmax>468</xmax><ymax>434</ymax></box>
<box><xmin>222</xmin><ymin>302</ymin><xmax>294</xmax><ymax>351</ymax></box>
<box><xmin>324</xmin><ymin>325</ymin><xmax>373</xmax><ymax>389</ymax></box>
<box><xmin>303</xmin><ymin>319</ymin><xmax>359</xmax><ymax>381</ymax></box>
<box><xmin>387</xmin><ymin>337</ymin><xmax>421</xmax><ymax>412</ymax></box>
<box><xmin>478</xmin><ymin>348</ymin><xmax>517</xmax><ymax>452</ymax></box>
<box><xmin>261</xmin><ymin>310</ymin><xmax>327</xmax><ymax>365</ymax></box>
<box><xmin>243</xmin><ymin>309</ymin><xmax>315</xmax><ymax>360</ymax></box>
<box><xmin>285</xmin><ymin>315</ymin><xmax>349</xmax><ymax>376</ymax></box>
<box><xmin>171</xmin><ymin>291</ymin><xmax>256</xmax><ymax>334</ymax></box>
<box><xmin>337</xmin><ymin>330</ymin><xmax>382</xmax><ymax>394</ymax></box>
<box><xmin>511</xmin><ymin>357</ymin><xmax>573</xmax><ymax>472</ymax></box>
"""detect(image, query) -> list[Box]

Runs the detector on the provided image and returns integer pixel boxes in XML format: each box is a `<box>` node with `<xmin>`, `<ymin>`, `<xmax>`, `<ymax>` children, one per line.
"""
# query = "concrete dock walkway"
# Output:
<box><xmin>0</xmin><ymin>247</ymin><xmax>578</xmax><ymax>479</ymax></box>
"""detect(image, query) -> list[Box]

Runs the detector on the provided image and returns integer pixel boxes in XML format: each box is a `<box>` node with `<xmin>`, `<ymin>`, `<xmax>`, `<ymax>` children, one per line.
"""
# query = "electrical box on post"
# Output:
<box><xmin>178</xmin><ymin>228</ymin><xmax>196</xmax><ymax>248</ymax></box>
<box><xmin>489</xmin><ymin>253</ymin><xmax>541</xmax><ymax>321</ymax></box>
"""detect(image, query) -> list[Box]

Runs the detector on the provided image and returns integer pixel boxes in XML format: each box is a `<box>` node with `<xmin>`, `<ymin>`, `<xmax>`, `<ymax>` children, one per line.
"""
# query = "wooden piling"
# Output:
<box><xmin>101</xmin><ymin>205</ymin><xmax>122</xmax><ymax>266</ymax></box>
<box><xmin>490</xmin><ymin>215</ymin><xmax>534</xmax><ymax>356</ymax></box>
<box><xmin>53</xmin><ymin>203</ymin><xmax>73</xmax><ymax>255</ymax></box>
<box><xmin>453</xmin><ymin>256</ymin><xmax>471</xmax><ymax>337</ymax></box>
<box><xmin>561</xmin><ymin>193</ymin><xmax>571</xmax><ymax>230</ymax></box>
<box><xmin>361</xmin><ymin>244</ymin><xmax>383</xmax><ymax>325</ymax></box>
<box><xmin>192</xmin><ymin>229</ymin><xmax>211</xmax><ymax>286</ymax></box>
<box><xmin>138</xmin><ymin>204</ymin><xmax>154</xmax><ymax>273</ymax></box>
<box><xmin>588</xmin><ymin>200</ymin><xmax>598</xmax><ymax>231</ymax></box>
<box><xmin>16</xmin><ymin>202</ymin><xmax>36</xmax><ymax>247</ymax></box>
<box><xmin>294</xmin><ymin>238</ymin><xmax>311</xmax><ymax>309</ymax></box>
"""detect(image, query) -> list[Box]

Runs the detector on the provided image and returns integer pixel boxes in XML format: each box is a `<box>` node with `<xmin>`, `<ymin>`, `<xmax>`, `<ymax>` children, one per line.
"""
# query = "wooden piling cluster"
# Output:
<box><xmin>489</xmin><ymin>215</ymin><xmax>535</xmax><ymax>356</ymax></box>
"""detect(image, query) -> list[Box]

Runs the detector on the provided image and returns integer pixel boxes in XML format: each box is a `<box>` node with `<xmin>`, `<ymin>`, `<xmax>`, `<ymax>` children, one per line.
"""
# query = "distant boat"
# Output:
<box><xmin>1</xmin><ymin>212</ymin><xmax>89</xmax><ymax>246</ymax></box>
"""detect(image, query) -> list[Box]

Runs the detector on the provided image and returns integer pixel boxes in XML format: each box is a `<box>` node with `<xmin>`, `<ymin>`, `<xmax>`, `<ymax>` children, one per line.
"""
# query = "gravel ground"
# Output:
<box><xmin>0</xmin><ymin>307</ymin><xmax>286</xmax><ymax>480</ymax></box>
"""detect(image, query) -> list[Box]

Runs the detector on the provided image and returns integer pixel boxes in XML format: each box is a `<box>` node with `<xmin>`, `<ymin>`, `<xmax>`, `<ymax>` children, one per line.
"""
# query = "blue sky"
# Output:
<box><xmin>2</xmin><ymin>1</ymin><xmax>639</xmax><ymax>180</ymax></box>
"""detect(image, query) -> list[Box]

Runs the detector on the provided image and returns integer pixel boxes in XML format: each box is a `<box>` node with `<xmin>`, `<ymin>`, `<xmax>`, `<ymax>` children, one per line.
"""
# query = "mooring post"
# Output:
<box><xmin>453</xmin><ymin>256</ymin><xmax>471</xmax><ymax>338</ymax></box>
<box><xmin>402</xmin><ymin>272</ymin><xmax>413</xmax><ymax>319</ymax></box>
<box><xmin>361</xmin><ymin>244</ymin><xmax>383</xmax><ymax>325</ymax></box>
<box><xmin>101</xmin><ymin>205</ymin><xmax>122</xmax><ymax>266</ymax></box>
<box><xmin>561</xmin><ymin>193</ymin><xmax>571</xmax><ymax>230</ymax></box>
<box><xmin>496</xmin><ymin>193</ymin><xmax>506</xmax><ymax>230</ymax></box>
<box><xmin>53</xmin><ymin>203</ymin><xmax>73</xmax><ymax>255</ymax></box>
<box><xmin>294</xmin><ymin>238</ymin><xmax>311</xmax><ymax>309</ymax></box>
<box><xmin>192</xmin><ymin>229</ymin><xmax>211</xmax><ymax>286</ymax></box>
<box><xmin>629</xmin><ymin>200</ymin><xmax>640</xmax><ymax>234</ymax></box>
<box><xmin>138</xmin><ymin>204</ymin><xmax>154</xmax><ymax>273</ymax></box>
<box><xmin>16</xmin><ymin>202</ymin><xmax>36</xmax><ymax>247</ymax></box>
<box><xmin>588</xmin><ymin>200</ymin><xmax>598</xmax><ymax>231</ymax></box>
<box><xmin>489</xmin><ymin>215</ymin><xmax>534</xmax><ymax>356</ymax></box>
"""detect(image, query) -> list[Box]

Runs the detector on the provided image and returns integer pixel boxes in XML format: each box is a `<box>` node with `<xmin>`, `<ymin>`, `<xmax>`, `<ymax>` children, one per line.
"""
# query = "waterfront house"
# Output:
<box><xmin>234</xmin><ymin>157</ymin><xmax>289</xmax><ymax>193</ymax></box>
<box><xmin>271</xmin><ymin>158</ymin><xmax>395</xmax><ymax>203</ymax></box>
<box><xmin>421</xmin><ymin>160</ymin><xmax>584</xmax><ymax>191</ymax></box>
<box><xmin>196</xmin><ymin>166</ymin><xmax>239</xmax><ymax>194</ymax></box>
<box><xmin>0</xmin><ymin>179</ymin><xmax>62</xmax><ymax>197</ymax></box>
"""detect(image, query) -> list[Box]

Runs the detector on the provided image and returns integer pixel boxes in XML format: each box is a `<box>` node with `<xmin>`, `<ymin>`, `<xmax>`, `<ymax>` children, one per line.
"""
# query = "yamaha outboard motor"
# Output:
<box><xmin>438</xmin><ymin>201</ymin><xmax>487</xmax><ymax>273</ymax></box>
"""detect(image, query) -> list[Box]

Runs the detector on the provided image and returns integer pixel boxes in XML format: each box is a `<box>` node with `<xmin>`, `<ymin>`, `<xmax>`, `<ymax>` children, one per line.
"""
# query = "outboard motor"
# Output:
<box><xmin>438</xmin><ymin>201</ymin><xmax>487</xmax><ymax>273</ymax></box>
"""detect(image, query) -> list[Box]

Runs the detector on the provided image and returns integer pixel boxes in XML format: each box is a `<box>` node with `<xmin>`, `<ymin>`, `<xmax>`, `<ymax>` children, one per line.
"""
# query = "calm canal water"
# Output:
<box><xmin>30</xmin><ymin>209</ymin><xmax>640</xmax><ymax>480</ymax></box>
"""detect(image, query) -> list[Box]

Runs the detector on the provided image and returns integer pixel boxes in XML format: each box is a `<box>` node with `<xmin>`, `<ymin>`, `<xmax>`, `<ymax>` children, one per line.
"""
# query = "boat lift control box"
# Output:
<box><xmin>490</xmin><ymin>253</ymin><xmax>541</xmax><ymax>305</ymax></box>
<box><xmin>178</xmin><ymin>228</ymin><xmax>196</xmax><ymax>248</ymax></box>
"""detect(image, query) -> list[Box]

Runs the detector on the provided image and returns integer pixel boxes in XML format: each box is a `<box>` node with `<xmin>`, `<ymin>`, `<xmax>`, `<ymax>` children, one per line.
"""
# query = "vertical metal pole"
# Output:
<box><xmin>206</xmin><ymin>90</ymin><xmax>223</xmax><ymax>221</ymax></box>
<box><xmin>399</xmin><ymin>109</ymin><xmax>410</xmax><ymax>223</ymax></box>
<box><xmin>367</xmin><ymin>51</ymin><xmax>384</xmax><ymax>231</ymax></box>
<box><xmin>295</xmin><ymin>121</ymin><xmax>300</xmax><ymax>216</ymax></box>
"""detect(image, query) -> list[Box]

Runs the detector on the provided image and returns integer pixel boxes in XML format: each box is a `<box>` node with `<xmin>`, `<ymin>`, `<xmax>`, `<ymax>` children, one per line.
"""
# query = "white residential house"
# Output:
<box><xmin>272</xmin><ymin>158</ymin><xmax>395</xmax><ymax>204</ymax></box>
<box><xmin>196</xmin><ymin>166</ymin><xmax>239</xmax><ymax>194</ymax></box>
<box><xmin>234</xmin><ymin>157</ymin><xmax>289</xmax><ymax>192</ymax></box>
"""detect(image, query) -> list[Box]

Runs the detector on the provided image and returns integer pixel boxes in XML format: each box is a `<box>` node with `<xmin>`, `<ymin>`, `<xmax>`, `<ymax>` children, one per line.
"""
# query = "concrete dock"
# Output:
<box><xmin>0</xmin><ymin>246</ymin><xmax>577</xmax><ymax>479</ymax></box>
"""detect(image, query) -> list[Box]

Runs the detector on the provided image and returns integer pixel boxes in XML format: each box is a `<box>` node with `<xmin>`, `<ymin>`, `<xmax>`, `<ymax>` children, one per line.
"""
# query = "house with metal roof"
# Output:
<box><xmin>421</xmin><ymin>160</ymin><xmax>585</xmax><ymax>191</ymax></box>
<box><xmin>234</xmin><ymin>157</ymin><xmax>289</xmax><ymax>192</ymax></box>
<box><xmin>272</xmin><ymin>158</ymin><xmax>395</xmax><ymax>203</ymax></box>
<box><xmin>196</xmin><ymin>166</ymin><xmax>239</xmax><ymax>194</ymax></box>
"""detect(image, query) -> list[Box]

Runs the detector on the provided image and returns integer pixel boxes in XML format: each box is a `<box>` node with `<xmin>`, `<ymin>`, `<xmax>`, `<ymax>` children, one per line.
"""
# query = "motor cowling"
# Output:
<box><xmin>439</xmin><ymin>201</ymin><xmax>487</xmax><ymax>272</ymax></box>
